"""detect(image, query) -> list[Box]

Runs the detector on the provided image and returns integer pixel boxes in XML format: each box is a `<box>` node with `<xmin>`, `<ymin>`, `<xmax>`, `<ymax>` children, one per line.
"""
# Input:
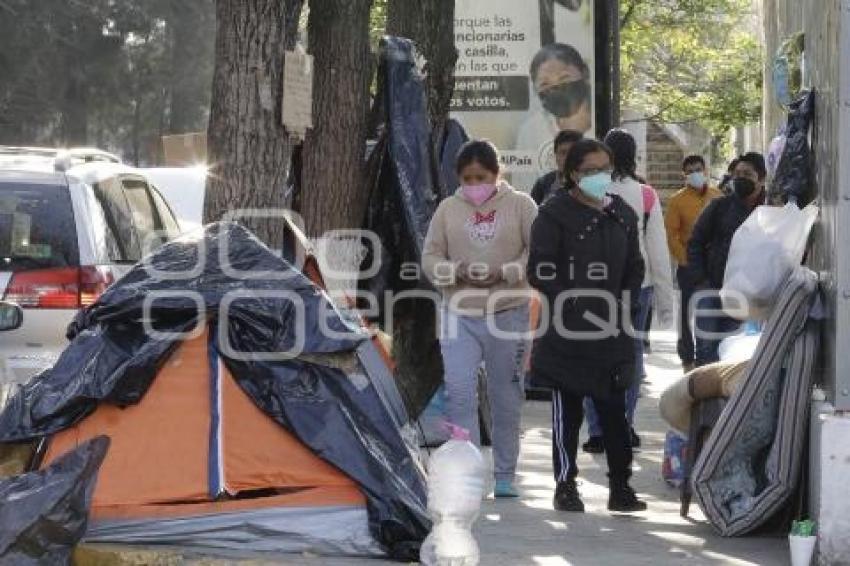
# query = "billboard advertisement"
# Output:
<box><xmin>452</xmin><ymin>0</ymin><xmax>596</xmax><ymax>191</ymax></box>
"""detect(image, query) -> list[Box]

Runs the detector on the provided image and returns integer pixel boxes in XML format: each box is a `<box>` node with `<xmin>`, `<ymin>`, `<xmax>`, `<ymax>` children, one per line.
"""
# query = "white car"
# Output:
<box><xmin>141</xmin><ymin>166</ymin><xmax>207</xmax><ymax>234</ymax></box>
<box><xmin>0</xmin><ymin>149</ymin><xmax>181</xmax><ymax>402</ymax></box>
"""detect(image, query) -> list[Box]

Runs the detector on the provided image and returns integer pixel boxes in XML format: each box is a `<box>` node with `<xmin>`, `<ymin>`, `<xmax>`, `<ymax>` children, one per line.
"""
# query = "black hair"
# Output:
<box><xmin>603</xmin><ymin>128</ymin><xmax>639</xmax><ymax>182</ymax></box>
<box><xmin>554</xmin><ymin>129</ymin><xmax>583</xmax><ymax>150</ymax></box>
<box><xmin>736</xmin><ymin>152</ymin><xmax>767</xmax><ymax>180</ymax></box>
<box><xmin>455</xmin><ymin>139</ymin><xmax>500</xmax><ymax>175</ymax></box>
<box><xmin>529</xmin><ymin>43</ymin><xmax>590</xmax><ymax>81</ymax></box>
<box><xmin>727</xmin><ymin>158</ymin><xmax>740</xmax><ymax>172</ymax></box>
<box><xmin>563</xmin><ymin>139</ymin><xmax>613</xmax><ymax>189</ymax></box>
<box><xmin>682</xmin><ymin>154</ymin><xmax>706</xmax><ymax>171</ymax></box>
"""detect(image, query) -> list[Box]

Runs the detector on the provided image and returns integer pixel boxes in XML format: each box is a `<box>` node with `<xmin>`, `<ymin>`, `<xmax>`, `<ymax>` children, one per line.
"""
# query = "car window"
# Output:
<box><xmin>120</xmin><ymin>177</ymin><xmax>181</xmax><ymax>257</ymax></box>
<box><xmin>148</xmin><ymin>185</ymin><xmax>181</xmax><ymax>237</ymax></box>
<box><xmin>92</xmin><ymin>177</ymin><xmax>141</xmax><ymax>262</ymax></box>
<box><xmin>0</xmin><ymin>181</ymin><xmax>79</xmax><ymax>271</ymax></box>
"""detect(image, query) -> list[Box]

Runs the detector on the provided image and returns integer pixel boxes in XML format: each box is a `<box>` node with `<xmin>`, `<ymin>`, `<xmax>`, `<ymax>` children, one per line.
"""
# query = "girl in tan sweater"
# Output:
<box><xmin>422</xmin><ymin>140</ymin><xmax>537</xmax><ymax>498</ymax></box>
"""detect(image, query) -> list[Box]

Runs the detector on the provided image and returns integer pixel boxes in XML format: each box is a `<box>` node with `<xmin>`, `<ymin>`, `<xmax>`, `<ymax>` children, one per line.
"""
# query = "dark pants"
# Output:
<box><xmin>694</xmin><ymin>293</ymin><xmax>741</xmax><ymax>367</ymax></box>
<box><xmin>585</xmin><ymin>286</ymin><xmax>654</xmax><ymax>436</ymax></box>
<box><xmin>676</xmin><ymin>266</ymin><xmax>696</xmax><ymax>365</ymax></box>
<box><xmin>552</xmin><ymin>388</ymin><xmax>633</xmax><ymax>483</ymax></box>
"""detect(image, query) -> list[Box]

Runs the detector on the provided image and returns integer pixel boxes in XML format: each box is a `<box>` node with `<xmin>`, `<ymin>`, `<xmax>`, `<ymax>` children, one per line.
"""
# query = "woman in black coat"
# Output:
<box><xmin>527</xmin><ymin>139</ymin><xmax>647</xmax><ymax>514</ymax></box>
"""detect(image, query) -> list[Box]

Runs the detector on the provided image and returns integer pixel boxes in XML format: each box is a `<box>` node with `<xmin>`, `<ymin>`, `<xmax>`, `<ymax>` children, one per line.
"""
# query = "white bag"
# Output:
<box><xmin>721</xmin><ymin>203</ymin><xmax>818</xmax><ymax>320</ymax></box>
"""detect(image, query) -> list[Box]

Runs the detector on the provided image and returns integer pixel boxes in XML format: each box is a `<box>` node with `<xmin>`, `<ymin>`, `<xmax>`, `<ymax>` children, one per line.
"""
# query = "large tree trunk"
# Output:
<box><xmin>168</xmin><ymin>0</ymin><xmax>215</xmax><ymax>134</ymax></box>
<box><xmin>204</xmin><ymin>0</ymin><xmax>303</xmax><ymax>249</ymax></box>
<box><xmin>386</xmin><ymin>0</ymin><xmax>457</xmax><ymax>135</ymax></box>
<box><xmin>300</xmin><ymin>0</ymin><xmax>373</xmax><ymax>237</ymax></box>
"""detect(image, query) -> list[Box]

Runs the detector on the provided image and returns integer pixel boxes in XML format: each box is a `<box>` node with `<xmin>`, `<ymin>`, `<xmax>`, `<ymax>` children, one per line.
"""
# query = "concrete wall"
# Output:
<box><xmin>764</xmin><ymin>1</ymin><xmax>850</xmax><ymax>563</ymax></box>
<box><xmin>764</xmin><ymin>0</ymin><xmax>849</xmax><ymax>408</ymax></box>
<box><xmin>761</xmin><ymin>0</ymin><xmax>803</xmax><ymax>139</ymax></box>
<box><xmin>810</xmin><ymin>401</ymin><xmax>850</xmax><ymax>565</ymax></box>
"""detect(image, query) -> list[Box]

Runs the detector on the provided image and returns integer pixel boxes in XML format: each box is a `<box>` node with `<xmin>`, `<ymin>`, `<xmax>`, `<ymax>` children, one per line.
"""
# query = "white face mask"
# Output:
<box><xmin>687</xmin><ymin>172</ymin><xmax>707</xmax><ymax>188</ymax></box>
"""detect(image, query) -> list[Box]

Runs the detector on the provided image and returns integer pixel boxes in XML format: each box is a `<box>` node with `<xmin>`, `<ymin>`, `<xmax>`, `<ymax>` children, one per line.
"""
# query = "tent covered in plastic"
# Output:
<box><xmin>360</xmin><ymin>36</ymin><xmax>469</xmax><ymax>423</ymax></box>
<box><xmin>0</xmin><ymin>222</ymin><xmax>429</xmax><ymax>560</ymax></box>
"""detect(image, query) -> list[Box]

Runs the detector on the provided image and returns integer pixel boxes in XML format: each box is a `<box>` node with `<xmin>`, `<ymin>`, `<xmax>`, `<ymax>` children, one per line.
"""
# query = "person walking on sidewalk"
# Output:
<box><xmin>527</xmin><ymin>139</ymin><xmax>647</xmax><ymax>513</ymax></box>
<box><xmin>530</xmin><ymin>129</ymin><xmax>583</xmax><ymax>204</ymax></box>
<box><xmin>580</xmin><ymin>129</ymin><xmax>675</xmax><ymax>455</ymax></box>
<box><xmin>688</xmin><ymin>152</ymin><xmax>767</xmax><ymax>366</ymax></box>
<box><xmin>423</xmin><ymin>140</ymin><xmax>538</xmax><ymax>499</ymax></box>
<box><xmin>664</xmin><ymin>155</ymin><xmax>723</xmax><ymax>372</ymax></box>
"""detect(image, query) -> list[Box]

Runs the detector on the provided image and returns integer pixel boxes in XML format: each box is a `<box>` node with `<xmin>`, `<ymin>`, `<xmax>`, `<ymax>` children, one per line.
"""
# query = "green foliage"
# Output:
<box><xmin>0</xmin><ymin>0</ymin><xmax>214</xmax><ymax>164</ymax></box>
<box><xmin>370</xmin><ymin>0</ymin><xmax>388</xmax><ymax>49</ymax></box>
<box><xmin>620</xmin><ymin>0</ymin><xmax>763</xmax><ymax>139</ymax></box>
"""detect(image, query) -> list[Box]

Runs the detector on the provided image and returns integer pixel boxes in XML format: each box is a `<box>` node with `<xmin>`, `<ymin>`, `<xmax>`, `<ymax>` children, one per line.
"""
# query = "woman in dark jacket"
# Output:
<box><xmin>687</xmin><ymin>152</ymin><xmax>767</xmax><ymax>366</ymax></box>
<box><xmin>527</xmin><ymin>139</ymin><xmax>646</xmax><ymax>514</ymax></box>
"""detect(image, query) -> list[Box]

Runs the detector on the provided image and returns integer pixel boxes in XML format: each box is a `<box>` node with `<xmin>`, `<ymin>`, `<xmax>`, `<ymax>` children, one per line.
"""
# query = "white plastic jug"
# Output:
<box><xmin>420</xmin><ymin>424</ymin><xmax>487</xmax><ymax>566</ymax></box>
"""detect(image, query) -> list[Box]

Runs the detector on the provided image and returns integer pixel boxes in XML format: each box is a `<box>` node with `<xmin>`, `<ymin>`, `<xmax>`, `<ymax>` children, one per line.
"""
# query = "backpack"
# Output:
<box><xmin>641</xmin><ymin>184</ymin><xmax>657</xmax><ymax>233</ymax></box>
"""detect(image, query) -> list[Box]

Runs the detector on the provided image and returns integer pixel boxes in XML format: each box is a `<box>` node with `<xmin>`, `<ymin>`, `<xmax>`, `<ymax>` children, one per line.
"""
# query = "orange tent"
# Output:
<box><xmin>39</xmin><ymin>328</ymin><xmax>381</xmax><ymax>556</ymax></box>
<box><xmin>0</xmin><ymin>222</ymin><xmax>426</xmax><ymax>558</ymax></box>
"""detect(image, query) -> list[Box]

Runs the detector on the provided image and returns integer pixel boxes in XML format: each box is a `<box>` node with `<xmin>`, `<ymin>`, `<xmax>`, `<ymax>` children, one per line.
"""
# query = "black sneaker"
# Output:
<box><xmin>630</xmin><ymin>428</ymin><xmax>641</xmax><ymax>449</ymax></box>
<box><xmin>554</xmin><ymin>480</ymin><xmax>585</xmax><ymax>512</ymax></box>
<box><xmin>582</xmin><ymin>436</ymin><xmax>605</xmax><ymax>454</ymax></box>
<box><xmin>608</xmin><ymin>483</ymin><xmax>647</xmax><ymax>513</ymax></box>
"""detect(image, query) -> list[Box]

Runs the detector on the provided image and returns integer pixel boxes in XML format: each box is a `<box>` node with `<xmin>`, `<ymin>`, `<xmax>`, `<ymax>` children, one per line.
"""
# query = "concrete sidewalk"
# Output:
<box><xmin>80</xmin><ymin>331</ymin><xmax>789</xmax><ymax>565</ymax></box>
<box><xmin>287</xmin><ymin>330</ymin><xmax>788</xmax><ymax>566</ymax></box>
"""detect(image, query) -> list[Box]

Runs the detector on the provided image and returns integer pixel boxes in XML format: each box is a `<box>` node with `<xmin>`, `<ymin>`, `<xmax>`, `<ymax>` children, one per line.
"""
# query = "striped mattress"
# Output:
<box><xmin>692</xmin><ymin>266</ymin><xmax>820</xmax><ymax>536</ymax></box>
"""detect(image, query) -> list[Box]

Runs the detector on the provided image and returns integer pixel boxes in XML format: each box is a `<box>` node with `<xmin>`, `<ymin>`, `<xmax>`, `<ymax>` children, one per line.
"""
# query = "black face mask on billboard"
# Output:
<box><xmin>733</xmin><ymin>177</ymin><xmax>758</xmax><ymax>199</ymax></box>
<box><xmin>539</xmin><ymin>80</ymin><xmax>590</xmax><ymax>118</ymax></box>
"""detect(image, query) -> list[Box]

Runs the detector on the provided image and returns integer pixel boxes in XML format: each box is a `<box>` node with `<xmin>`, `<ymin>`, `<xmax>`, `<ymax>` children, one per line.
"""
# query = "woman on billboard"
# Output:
<box><xmin>515</xmin><ymin>43</ymin><xmax>593</xmax><ymax>191</ymax></box>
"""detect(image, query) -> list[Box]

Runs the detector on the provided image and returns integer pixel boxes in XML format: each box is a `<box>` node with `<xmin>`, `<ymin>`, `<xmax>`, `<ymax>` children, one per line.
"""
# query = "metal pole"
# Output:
<box><xmin>594</xmin><ymin>0</ymin><xmax>612</xmax><ymax>137</ymax></box>
<box><xmin>611</xmin><ymin>0</ymin><xmax>621</xmax><ymax>127</ymax></box>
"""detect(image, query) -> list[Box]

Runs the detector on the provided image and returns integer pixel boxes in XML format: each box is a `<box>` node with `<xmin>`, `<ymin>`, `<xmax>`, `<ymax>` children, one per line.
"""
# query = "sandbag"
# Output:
<box><xmin>721</xmin><ymin>203</ymin><xmax>817</xmax><ymax>320</ymax></box>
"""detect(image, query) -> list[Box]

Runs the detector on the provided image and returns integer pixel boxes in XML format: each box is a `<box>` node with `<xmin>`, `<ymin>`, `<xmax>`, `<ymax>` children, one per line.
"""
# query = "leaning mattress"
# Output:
<box><xmin>692</xmin><ymin>267</ymin><xmax>819</xmax><ymax>536</ymax></box>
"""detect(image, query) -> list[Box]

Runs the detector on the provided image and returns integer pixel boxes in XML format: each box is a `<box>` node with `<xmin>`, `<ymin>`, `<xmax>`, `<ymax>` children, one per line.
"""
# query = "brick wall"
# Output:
<box><xmin>644</xmin><ymin>122</ymin><xmax>684</xmax><ymax>207</ymax></box>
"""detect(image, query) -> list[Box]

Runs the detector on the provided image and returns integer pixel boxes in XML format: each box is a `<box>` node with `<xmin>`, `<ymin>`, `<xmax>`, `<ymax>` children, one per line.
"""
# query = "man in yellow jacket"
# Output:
<box><xmin>664</xmin><ymin>155</ymin><xmax>722</xmax><ymax>371</ymax></box>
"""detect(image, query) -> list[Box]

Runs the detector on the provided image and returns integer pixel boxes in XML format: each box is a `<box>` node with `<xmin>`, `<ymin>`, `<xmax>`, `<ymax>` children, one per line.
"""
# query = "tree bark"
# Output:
<box><xmin>300</xmin><ymin>0</ymin><xmax>373</xmax><ymax>237</ymax></box>
<box><xmin>386</xmin><ymin>0</ymin><xmax>457</xmax><ymax>135</ymax></box>
<box><xmin>204</xmin><ymin>0</ymin><xmax>304</xmax><ymax>249</ymax></box>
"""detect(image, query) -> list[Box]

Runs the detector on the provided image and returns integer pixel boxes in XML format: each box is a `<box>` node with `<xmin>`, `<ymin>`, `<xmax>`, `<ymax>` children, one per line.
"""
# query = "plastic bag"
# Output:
<box><xmin>771</xmin><ymin>32</ymin><xmax>805</xmax><ymax>111</ymax></box>
<box><xmin>772</xmin><ymin>90</ymin><xmax>815</xmax><ymax>206</ymax></box>
<box><xmin>0</xmin><ymin>436</ymin><xmax>109</xmax><ymax>564</ymax></box>
<box><xmin>721</xmin><ymin>203</ymin><xmax>818</xmax><ymax>320</ymax></box>
<box><xmin>360</xmin><ymin>38</ymin><xmax>470</xmax><ymax>420</ymax></box>
<box><xmin>718</xmin><ymin>333</ymin><xmax>761</xmax><ymax>363</ymax></box>
<box><xmin>662</xmin><ymin>431</ymin><xmax>687</xmax><ymax>488</ymax></box>
<box><xmin>767</xmin><ymin>131</ymin><xmax>787</xmax><ymax>177</ymax></box>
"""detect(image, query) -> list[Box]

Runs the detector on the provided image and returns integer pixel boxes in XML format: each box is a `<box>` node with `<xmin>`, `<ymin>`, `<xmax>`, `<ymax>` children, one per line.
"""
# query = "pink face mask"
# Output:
<box><xmin>461</xmin><ymin>183</ymin><xmax>497</xmax><ymax>206</ymax></box>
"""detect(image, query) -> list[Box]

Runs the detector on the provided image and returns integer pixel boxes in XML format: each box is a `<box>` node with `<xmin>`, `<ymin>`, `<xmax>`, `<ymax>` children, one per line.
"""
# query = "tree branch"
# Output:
<box><xmin>620</xmin><ymin>3</ymin><xmax>636</xmax><ymax>29</ymax></box>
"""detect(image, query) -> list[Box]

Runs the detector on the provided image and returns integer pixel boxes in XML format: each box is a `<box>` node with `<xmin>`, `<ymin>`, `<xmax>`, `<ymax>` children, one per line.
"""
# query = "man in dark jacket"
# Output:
<box><xmin>530</xmin><ymin>129</ymin><xmax>583</xmax><ymax>205</ymax></box>
<box><xmin>687</xmin><ymin>152</ymin><xmax>767</xmax><ymax>366</ymax></box>
<box><xmin>528</xmin><ymin>139</ymin><xmax>646</xmax><ymax>514</ymax></box>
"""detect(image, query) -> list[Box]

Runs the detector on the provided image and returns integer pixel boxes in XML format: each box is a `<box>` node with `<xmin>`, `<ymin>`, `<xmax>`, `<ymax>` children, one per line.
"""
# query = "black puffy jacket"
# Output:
<box><xmin>686</xmin><ymin>193</ymin><xmax>763</xmax><ymax>289</ymax></box>
<box><xmin>527</xmin><ymin>190</ymin><xmax>645</xmax><ymax>398</ymax></box>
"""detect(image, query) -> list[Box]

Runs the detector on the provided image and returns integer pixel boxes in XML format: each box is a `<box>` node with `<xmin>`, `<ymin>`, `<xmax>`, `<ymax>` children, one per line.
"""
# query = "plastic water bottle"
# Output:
<box><xmin>420</xmin><ymin>423</ymin><xmax>487</xmax><ymax>566</ymax></box>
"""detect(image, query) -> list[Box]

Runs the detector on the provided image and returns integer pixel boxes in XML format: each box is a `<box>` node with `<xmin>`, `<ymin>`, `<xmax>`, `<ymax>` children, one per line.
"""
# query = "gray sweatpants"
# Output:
<box><xmin>439</xmin><ymin>304</ymin><xmax>529</xmax><ymax>482</ymax></box>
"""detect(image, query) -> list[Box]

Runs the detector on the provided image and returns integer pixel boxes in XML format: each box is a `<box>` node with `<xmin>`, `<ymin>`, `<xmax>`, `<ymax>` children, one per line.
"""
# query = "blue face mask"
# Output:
<box><xmin>687</xmin><ymin>172</ymin><xmax>707</xmax><ymax>188</ymax></box>
<box><xmin>578</xmin><ymin>172</ymin><xmax>612</xmax><ymax>200</ymax></box>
